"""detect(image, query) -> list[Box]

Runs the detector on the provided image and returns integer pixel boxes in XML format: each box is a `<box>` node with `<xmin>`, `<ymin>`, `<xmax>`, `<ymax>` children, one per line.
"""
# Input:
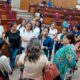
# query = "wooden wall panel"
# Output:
<box><xmin>52</xmin><ymin>0</ymin><xmax>77</xmax><ymax>8</ymax></box>
<box><xmin>61</xmin><ymin>0</ymin><xmax>77</xmax><ymax>8</ymax></box>
<box><xmin>52</xmin><ymin>0</ymin><xmax>62</xmax><ymax>8</ymax></box>
<box><xmin>29</xmin><ymin>0</ymin><xmax>41</xmax><ymax>4</ymax></box>
<box><xmin>20</xmin><ymin>0</ymin><xmax>41</xmax><ymax>11</ymax></box>
<box><xmin>20</xmin><ymin>0</ymin><xmax>77</xmax><ymax>10</ymax></box>
<box><xmin>20</xmin><ymin>0</ymin><xmax>29</xmax><ymax>10</ymax></box>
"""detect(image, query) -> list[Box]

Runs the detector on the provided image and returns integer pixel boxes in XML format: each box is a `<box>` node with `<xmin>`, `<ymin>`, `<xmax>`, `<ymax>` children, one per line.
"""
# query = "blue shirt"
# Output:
<box><xmin>41</xmin><ymin>36</ymin><xmax>54</xmax><ymax>57</ymax></box>
<box><xmin>48</xmin><ymin>1</ymin><xmax>53</xmax><ymax>7</ymax></box>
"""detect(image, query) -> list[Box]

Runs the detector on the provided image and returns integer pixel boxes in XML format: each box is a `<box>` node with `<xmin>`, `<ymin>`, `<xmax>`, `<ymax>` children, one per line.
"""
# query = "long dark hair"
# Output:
<box><xmin>35</xmin><ymin>20</ymin><xmax>42</xmax><ymax>34</ymax></box>
<box><xmin>19</xmin><ymin>19</ymin><xmax>26</xmax><ymax>29</ymax></box>
<box><xmin>38</xmin><ymin>26</ymin><xmax>49</xmax><ymax>39</ymax></box>
<box><xmin>26</xmin><ymin>38</ymin><xmax>41</xmax><ymax>62</ymax></box>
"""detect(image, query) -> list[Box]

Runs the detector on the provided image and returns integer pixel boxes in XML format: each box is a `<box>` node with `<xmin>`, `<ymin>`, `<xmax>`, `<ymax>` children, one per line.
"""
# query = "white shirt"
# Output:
<box><xmin>0</xmin><ymin>55</ymin><xmax>11</xmax><ymax>73</ymax></box>
<box><xmin>35</xmin><ymin>12</ymin><xmax>40</xmax><ymax>17</ymax></box>
<box><xmin>33</xmin><ymin>27</ymin><xmax>40</xmax><ymax>38</ymax></box>
<box><xmin>21</xmin><ymin>30</ymin><xmax>33</xmax><ymax>49</ymax></box>
<box><xmin>17</xmin><ymin>24</ymin><xmax>25</xmax><ymax>36</ymax></box>
<box><xmin>57</xmin><ymin>33</ymin><xmax>64</xmax><ymax>40</ymax></box>
<box><xmin>49</xmin><ymin>28</ymin><xmax>58</xmax><ymax>38</ymax></box>
<box><xmin>0</xmin><ymin>25</ymin><xmax>4</xmax><ymax>38</ymax></box>
<box><xmin>19</xmin><ymin>53</ymin><xmax>49</xmax><ymax>80</ymax></box>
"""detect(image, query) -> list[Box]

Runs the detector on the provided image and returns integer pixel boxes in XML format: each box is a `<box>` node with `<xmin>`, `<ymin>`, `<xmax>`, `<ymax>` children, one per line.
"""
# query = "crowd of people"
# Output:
<box><xmin>0</xmin><ymin>5</ymin><xmax>80</xmax><ymax>80</ymax></box>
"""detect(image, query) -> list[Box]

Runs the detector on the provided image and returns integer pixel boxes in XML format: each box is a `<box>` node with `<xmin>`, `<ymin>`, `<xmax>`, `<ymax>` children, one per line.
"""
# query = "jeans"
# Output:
<box><xmin>9</xmin><ymin>47</ymin><xmax>18</xmax><ymax>69</ymax></box>
<box><xmin>44</xmin><ymin>49</ymin><xmax>52</xmax><ymax>61</ymax></box>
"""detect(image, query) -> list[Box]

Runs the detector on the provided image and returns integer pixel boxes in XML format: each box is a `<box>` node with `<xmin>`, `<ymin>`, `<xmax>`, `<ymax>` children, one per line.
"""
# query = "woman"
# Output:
<box><xmin>62</xmin><ymin>18</ymin><xmax>70</xmax><ymax>28</ymax></box>
<box><xmin>3</xmin><ymin>22</ymin><xmax>21</xmax><ymax>69</ymax></box>
<box><xmin>49</xmin><ymin>22</ymin><xmax>58</xmax><ymax>39</ymax></box>
<box><xmin>53</xmin><ymin>33</ymin><xmax>76</xmax><ymax>80</ymax></box>
<box><xmin>33</xmin><ymin>20</ymin><xmax>42</xmax><ymax>38</ymax></box>
<box><xmin>54</xmin><ymin>28</ymin><xmax>68</xmax><ymax>53</ymax></box>
<box><xmin>73</xmin><ymin>24</ymin><xmax>80</xmax><ymax>38</ymax></box>
<box><xmin>17</xmin><ymin>19</ymin><xmax>26</xmax><ymax>36</ymax></box>
<box><xmin>35</xmin><ymin>9</ymin><xmax>43</xmax><ymax>23</ymax></box>
<box><xmin>18</xmin><ymin>38</ymin><xmax>62</xmax><ymax>80</ymax></box>
<box><xmin>73</xmin><ymin>24</ymin><xmax>80</xmax><ymax>59</ymax></box>
<box><xmin>39</xmin><ymin>27</ymin><xmax>53</xmax><ymax>60</ymax></box>
<box><xmin>18</xmin><ymin>38</ymin><xmax>50</xmax><ymax>80</ymax></box>
<box><xmin>21</xmin><ymin>22</ymin><xmax>33</xmax><ymax>52</ymax></box>
<box><xmin>48</xmin><ymin>22</ymin><xmax>58</xmax><ymax>55</ymax></box>
<box><xmin>35</xmin><ymin>9</ymin><xmax>42</xmax><ymax>19</ymax></box>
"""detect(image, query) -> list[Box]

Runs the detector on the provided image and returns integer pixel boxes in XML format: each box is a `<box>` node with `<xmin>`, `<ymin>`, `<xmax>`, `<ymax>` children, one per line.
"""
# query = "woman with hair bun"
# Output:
<box><xmin>18</xmin><ymin>38</ymin><xmax>50</xmax><ymax>80</ymax></box>
<box><xmin>53</xmin><ymin>33</ymin><xmax>76</xmax><ymax>80</ymax></box>
<box><xmin>18</xmin><ymin>38</ymin><xmax>62</xmax><ymax>80</ymax></box>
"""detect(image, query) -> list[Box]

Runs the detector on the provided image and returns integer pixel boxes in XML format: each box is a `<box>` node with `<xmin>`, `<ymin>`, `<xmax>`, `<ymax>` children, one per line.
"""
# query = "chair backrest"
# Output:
<box><xmin>7</xmin><ymin>11</ymin><xmax>16</xmax><ymax>19</ymax></box>
<box><xmin>1</xmin><ymin>15</ymin><xmax>7</xmax><ymax>20</ymax></box>
<box><xmin>54</xmin><ymin>13</ymin><xmax>61</xmax><ymax>21</ymax></box>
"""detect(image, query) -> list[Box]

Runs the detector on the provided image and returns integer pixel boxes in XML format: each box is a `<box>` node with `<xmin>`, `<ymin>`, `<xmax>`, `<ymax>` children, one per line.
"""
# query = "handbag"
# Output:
<box><xmin>43</xmin><ymin>64</ymin><xmax>59</xmax><ymax>80</ymax></box>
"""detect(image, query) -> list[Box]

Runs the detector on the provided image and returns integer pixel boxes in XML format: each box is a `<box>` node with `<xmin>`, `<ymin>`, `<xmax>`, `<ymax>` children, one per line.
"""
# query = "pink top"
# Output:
<box><xmin>19</xmin><ymin>53</ymin><xmax>49</xmax><ymax>80</ymax></box>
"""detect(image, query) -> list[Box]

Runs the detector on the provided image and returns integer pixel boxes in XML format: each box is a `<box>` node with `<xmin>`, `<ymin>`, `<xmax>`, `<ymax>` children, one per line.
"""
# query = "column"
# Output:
<box><xmin>11</xmin><ymin>0</ymin><xmax>20</xmax><ymax>8</ymax></box>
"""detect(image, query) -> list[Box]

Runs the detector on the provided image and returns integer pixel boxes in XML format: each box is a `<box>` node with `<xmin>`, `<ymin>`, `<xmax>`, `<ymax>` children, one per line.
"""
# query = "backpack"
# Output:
<box><xmin>0</xmin><ymin>54</ymin><xmax>9</xmax><ymax>80</ymax></box>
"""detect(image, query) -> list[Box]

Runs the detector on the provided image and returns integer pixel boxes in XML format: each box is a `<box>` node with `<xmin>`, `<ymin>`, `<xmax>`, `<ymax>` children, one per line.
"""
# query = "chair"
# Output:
<box><xmin>53</xmin><ymin>12</ymin><xmax>61</xmax><ymax>23</ymax></box>
<box><xmin>1</xmin><ymin>15</ymin><xmax>7</xmax><ymax>20</ymax></box>
<box><xmin>2</xmin><ymin>4</ymin><xmax>11</xmax><ymax>11</ymax></box>
<box><xmin>7</xmin><ymin>11</ymin><xmax>16</xmax><ymax>19</ymax></box>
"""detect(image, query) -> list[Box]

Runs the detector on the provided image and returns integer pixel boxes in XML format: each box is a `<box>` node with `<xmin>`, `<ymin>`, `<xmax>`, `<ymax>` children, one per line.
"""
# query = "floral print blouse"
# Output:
<box><xmin>53</xmin><ymin>44</ymin><xmax>76</xmax><ymax>80</ymax></box>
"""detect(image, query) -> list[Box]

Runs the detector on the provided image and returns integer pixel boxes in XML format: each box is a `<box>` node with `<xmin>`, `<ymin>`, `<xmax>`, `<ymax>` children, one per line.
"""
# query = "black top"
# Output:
<box><xmin>6</xmin><ymin>30</ymin><xmax>21</xmax><ymax>48</ymax></box>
